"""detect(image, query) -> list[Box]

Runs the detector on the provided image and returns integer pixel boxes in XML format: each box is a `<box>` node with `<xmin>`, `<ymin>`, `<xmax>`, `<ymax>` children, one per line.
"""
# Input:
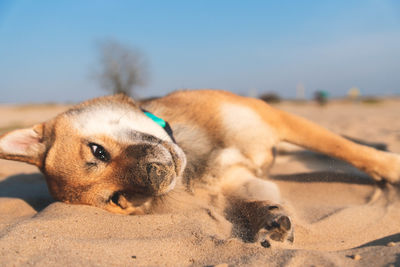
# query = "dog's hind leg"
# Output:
<box><xmin>220</xmin><ymin>166</ymin><xmax>293</xmax><ymax>245</ymax></box>
<box><xmin>244</xmin><ymin>98</ymin><xmax>400</xmax><ymax>183</ymax></box>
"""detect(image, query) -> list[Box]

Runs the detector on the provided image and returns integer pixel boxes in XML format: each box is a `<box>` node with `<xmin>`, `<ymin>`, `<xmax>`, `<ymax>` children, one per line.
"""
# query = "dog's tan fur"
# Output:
<box><xmin>1</xmin><ymin>90</ymin><xmax>399</xmax><ymax>243</ymax></box>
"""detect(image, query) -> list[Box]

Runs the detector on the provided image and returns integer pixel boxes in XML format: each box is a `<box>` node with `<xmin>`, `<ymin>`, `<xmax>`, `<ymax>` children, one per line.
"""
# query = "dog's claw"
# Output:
<box><xmin>260</xmin><ymin>239</ymin><xmax>271</xmax><ymax>248</ymax></box>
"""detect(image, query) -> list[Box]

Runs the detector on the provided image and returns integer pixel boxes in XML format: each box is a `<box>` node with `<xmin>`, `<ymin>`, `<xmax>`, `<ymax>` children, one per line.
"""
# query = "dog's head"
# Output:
<box><xmin>0</xmin><ymin>95</ymin><xmax>186</xmax><ymax>214</ymax></box>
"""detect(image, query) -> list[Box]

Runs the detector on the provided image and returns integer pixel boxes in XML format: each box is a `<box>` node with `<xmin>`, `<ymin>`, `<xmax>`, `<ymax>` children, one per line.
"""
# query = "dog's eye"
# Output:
<box><xmin>109</xmin><ymin>192</ymin><xmax>128</xmax><ymax>209</ymax></box>
<box><xmin>110</xmin><ymin>192</ymin><xmax>120</xmax><ymax>206</ymax></box>
<box><xmin>89</xmin><ymin>143</ymin><xmax>110</xmax><ymax>162</ymax></box>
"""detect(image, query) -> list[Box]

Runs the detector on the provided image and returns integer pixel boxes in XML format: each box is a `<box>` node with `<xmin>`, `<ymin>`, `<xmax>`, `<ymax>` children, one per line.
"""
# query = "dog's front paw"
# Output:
<box><xmin>232</xmin><ymin>201</ymin><xmax>294</xmax><ymax>246</ymax></box>
<box><xmin>255</xmin><ymin>205</ymin><xmax>293</xmax><ymax>247</ymax></box>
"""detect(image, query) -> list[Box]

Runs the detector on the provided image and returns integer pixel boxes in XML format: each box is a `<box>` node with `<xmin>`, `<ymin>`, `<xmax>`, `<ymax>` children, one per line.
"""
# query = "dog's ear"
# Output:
<box><xmin>0</xmin><ymin>124</ymin><xmax>47</xmax><ymax>167</ymax></box>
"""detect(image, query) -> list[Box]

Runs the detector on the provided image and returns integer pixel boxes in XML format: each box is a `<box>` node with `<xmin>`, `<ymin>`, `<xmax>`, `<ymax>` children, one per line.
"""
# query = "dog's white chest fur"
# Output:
<box><xmin>219</xmin><ymin>103</ymin><xmax>278</xmax><ymax>167</ymax></box>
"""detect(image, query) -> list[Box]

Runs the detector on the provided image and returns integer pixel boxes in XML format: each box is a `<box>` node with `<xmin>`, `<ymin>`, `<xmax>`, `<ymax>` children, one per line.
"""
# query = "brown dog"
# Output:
<box><xmin>0</xmin><ymin>90</ymin><xmax>399</xmax><ymax>244</ymax></box>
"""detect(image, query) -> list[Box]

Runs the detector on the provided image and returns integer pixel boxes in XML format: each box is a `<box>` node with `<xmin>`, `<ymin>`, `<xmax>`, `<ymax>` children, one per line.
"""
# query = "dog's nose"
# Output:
<box><xmin>144</xmin><ymin>162</ymin><xmax>174</xmax><ymax>195</ymax></box>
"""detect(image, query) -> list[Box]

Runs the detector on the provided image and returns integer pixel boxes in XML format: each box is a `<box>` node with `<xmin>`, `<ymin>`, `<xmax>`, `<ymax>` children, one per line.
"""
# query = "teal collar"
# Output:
<box><xmin>141</xmin><ymin>108</ymin><xmax>176</xmax><ymax>143</ymax></box>
<box><xmin>143</xmin><ymin>111</ymin><xmax>166</xmax><ymax>128</ymax></box>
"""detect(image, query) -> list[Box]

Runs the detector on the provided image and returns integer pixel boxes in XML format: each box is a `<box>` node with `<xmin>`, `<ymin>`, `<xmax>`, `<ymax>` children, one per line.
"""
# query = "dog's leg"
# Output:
<box><xmin>246</xmin><ymin>99</ymin><xmax>400</xmax><ymax>183</ymax></box>
<box><xmin>278</xmin><ymin>110</ymin><xmax>400</xmax><ymax>183</ymax></box>
<box><xmin>220</xmin><ymin>166</ymin><xmax>293</xmax><ymax>245</ymax></box>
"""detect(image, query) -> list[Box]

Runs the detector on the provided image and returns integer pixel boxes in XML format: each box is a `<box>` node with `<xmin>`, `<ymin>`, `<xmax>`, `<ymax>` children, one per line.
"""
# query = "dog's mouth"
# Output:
<box><xmin>107</xmin><ymin>186</ymin><xmax>177</xmax><ymax>215</ymax></box>
<box><xmin>108</xmin><ymin>191</ymin><xmax>150</xmax><ymax>209</ymax></box>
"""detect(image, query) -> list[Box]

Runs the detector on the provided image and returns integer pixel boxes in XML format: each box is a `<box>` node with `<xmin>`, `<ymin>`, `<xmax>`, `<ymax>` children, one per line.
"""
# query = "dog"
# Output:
<box><xmin>0</xmin><ymin>90</ymin><xmax>399</xmax><ymax>244</ymax></box>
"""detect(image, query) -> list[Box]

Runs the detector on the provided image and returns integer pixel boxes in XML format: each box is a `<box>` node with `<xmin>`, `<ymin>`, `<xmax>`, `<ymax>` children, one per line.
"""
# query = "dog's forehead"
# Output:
<box><xmin>65</xmin><ymin>101</ymin><xmax>171</xmax><ymax>142</ymax></box>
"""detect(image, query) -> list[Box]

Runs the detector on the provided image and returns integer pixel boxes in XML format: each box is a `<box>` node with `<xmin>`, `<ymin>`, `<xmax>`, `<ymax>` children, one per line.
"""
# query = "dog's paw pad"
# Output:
<box><xmin>254</xmin><ymin>204</ymin><xmax>294</xmax><ymax>245</ymax></box>
<box><xmin>264</xmin><ymin>214</ymin><xmax>293</xmax><ymax>242</ymax></box>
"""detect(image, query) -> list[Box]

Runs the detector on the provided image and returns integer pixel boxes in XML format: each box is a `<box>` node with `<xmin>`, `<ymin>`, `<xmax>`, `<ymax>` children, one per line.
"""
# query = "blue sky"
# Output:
<box><xmin>0</xmin><ymin>0</ymin><xmax>399</xmax><ymax>103</ymax></box>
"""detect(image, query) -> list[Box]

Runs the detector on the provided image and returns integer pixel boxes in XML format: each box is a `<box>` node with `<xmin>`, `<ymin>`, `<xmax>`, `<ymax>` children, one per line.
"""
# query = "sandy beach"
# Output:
<box><xmin>1</xmin><ymin>99</ymin><xmax>400</xmax><ymax>266</ymax></box>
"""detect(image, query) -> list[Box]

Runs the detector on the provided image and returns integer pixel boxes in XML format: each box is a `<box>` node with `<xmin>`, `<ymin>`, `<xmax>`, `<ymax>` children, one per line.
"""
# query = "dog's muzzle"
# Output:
<box><xmin>144</xmin><ymin>161</ymin><xmax>175</xmax><ymax>195</ymax></box>
<box><xmin>124</xmin><ymin>141</ymin><xmax>186</xmax><ymax>196</ymax></box>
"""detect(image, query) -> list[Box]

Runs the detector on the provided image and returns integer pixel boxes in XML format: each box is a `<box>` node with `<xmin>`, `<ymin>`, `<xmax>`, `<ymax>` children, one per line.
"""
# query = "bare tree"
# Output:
<box><xmin>95</xmin><ymin>39</ymin><xmax>148</xmax><ymax>96</ymax></box>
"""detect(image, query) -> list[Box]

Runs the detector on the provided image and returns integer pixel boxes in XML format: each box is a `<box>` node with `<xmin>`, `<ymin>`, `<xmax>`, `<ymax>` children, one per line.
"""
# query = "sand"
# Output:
<box><xmin>1</xmin><ymin>99</ymin><xmax>400</xmax><ymax>266</ymax></box>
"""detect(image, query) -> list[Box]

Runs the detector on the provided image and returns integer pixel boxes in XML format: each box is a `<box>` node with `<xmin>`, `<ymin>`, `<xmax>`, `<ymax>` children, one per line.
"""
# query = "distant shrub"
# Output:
<box><xmin>259</xmin><ymin>93</ymin><xmax>281</xmax><ymax>103</ymax></box>
<box><xmin>314</xmin><ymin>90</ymin><xmax>329</xmax><ymax>106</ymax></box>
<box><xmin>361</xmin><ymin>97</ymin><xmax>382</xmax><ymax>104</ymax></box>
